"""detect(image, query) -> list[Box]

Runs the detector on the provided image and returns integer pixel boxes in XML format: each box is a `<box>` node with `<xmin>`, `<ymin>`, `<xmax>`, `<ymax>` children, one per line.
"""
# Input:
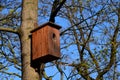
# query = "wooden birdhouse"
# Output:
<box><xmin>31</xmin><ymin>22</ymin><xmax>61</xmax><ymax>63</ymax></box>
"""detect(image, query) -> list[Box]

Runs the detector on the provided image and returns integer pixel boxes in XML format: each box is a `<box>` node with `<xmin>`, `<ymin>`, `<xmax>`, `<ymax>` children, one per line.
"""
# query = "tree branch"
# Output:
<box><xmin>49</xmin><ymin>0</ymin><xmax>66</xmax><ymax>22</ymax></box>
<box><xmin>0</xmin><ymin>27</ymin><xmax>19</xmax><ymax>34</ymax></box>
<box><xmin>96</xmin><ymin>8</ymin><xmax>120</xmax><ymax>80</ymax></box>
<box><xmin>0</xmin><ymin>71</ymin><xmax>21</xmax><ymax>78</ymax></box>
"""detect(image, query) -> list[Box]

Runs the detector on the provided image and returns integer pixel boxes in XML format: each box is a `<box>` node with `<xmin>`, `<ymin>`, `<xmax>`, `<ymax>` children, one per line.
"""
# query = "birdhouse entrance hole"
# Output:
<box><xmin>52</xmin><ymin>33</ymin><xmax>56</xmax><ymax>41</ymax></box>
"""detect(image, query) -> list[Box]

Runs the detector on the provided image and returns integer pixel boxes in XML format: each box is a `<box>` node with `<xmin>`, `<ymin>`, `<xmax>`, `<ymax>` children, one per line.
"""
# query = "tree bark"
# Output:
<box><xmin>20</xmin><ymin>0</ymin><xmax>39</xmax><ymax>80</ymax></box>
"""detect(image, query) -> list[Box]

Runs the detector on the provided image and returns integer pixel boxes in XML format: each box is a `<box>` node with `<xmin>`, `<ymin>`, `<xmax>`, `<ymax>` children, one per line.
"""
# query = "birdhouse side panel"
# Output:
<box><xmin>32</xmin><ymin>31</ymin><xmax>40</xmax><ymax>60</ymax></box>
<box><xmin>32</xmin><ymin>27</ymin><xmax>49</xmax><ymax>61</ymax></box>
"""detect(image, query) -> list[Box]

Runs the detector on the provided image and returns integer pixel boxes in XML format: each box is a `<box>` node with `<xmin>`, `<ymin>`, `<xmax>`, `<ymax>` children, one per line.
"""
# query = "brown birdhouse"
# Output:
<box><xmin>31</xmin><ymin>22</ymin><xmax>61</xmax><ymax>63</ymax></box>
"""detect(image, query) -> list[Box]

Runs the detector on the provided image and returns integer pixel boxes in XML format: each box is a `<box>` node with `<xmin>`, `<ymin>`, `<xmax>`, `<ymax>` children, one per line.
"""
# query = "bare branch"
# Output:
<box><xmin>0</xmin><ymin>27</ymin><xmax>19</xmax><ymax>34</ymax></box>
<box><xmin>49</xmin><ymin>0</ymin><xmax>66</xmax><ymax>22</ymax></box>
<box><xmin>0</xmin><ymin>71</ymin><xmax>21</xmax><ymax>78</ymax></box>
<box><xmin>96</xmin><ymin>8</ymin><xmax>120</xmax><ymax>80</ymax></box>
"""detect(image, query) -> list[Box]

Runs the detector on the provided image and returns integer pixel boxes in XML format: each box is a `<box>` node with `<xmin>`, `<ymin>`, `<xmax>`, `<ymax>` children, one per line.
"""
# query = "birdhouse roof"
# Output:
<box><xmin>31</xmin><ymin>22</ymin><xmax>61</xmax><ymax>33</ymax></box>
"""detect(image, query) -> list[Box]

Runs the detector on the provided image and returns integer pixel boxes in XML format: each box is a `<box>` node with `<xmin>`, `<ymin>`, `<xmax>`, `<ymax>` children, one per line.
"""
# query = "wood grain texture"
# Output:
<box><xmin>31</xmin><ymin>22</ymin><xmax>61</xmax><ymax>63</ymax></box>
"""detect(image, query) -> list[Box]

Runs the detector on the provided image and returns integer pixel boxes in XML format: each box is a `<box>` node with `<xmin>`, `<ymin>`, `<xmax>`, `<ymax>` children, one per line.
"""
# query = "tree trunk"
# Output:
<box><xmin>20</xmin><ymin>0</ymin><xmax>39</xmax><ymax>80</ymax></box>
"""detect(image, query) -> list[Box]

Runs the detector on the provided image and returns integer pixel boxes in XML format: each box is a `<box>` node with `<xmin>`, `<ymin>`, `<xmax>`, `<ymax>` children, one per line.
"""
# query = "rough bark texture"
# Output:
<box><xmin>20</xmin><ymin>0</ymin><xmax>39</xmax><ymax>80</ymax></box>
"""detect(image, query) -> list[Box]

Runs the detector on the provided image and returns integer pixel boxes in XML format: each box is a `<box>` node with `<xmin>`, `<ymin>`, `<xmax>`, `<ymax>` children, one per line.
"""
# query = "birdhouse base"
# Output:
<box><xmin>31</xmin><ymin>54</ymin><xmax>60</xmax><ymax>68</ymax></box>
<box><xmin>33</xmin><ymin>54</ymin><xmax>60</xmax><ymax>63</ymax></box>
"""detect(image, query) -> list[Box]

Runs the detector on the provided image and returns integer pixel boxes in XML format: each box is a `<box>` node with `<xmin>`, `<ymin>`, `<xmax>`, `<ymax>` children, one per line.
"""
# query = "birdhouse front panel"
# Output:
<box><xmin>31</xmin><ymin>22</ymin><xmax>61</xmax><ymax>63</ymax></box>
<box><xmin>48</xmin><ymin>26</ymin><xmax>60</xmax><ymax>57</ymax></box>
